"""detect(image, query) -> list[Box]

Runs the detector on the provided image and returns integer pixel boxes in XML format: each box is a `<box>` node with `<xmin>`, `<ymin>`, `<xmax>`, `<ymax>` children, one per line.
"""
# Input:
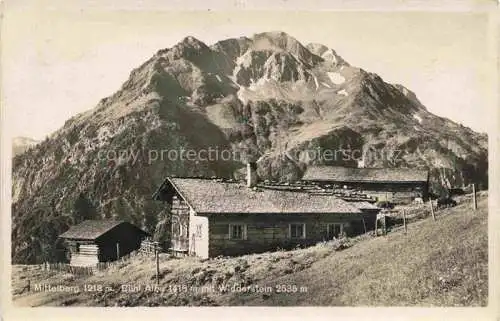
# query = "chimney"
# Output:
<box><xmin>246</xmin><ymin>162</ymin><xmax>258</xmax><ymax>188</ymax></box>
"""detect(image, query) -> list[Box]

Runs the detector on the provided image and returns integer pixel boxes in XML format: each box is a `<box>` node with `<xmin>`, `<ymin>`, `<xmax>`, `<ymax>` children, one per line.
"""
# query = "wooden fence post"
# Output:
<box><xmin>374</xmin><ymin>217</ymin><xmax>378</xmax><ymax>236</ymax></box>
<box><xmin>472</xmin><ymin>184</ymin><xmax>477</xmax><ymax>211</ymax></box>
<box><xmin>383</xmin><ymin>215</ymin><xmax>387</xmax><ymax>236</ymax></box>
<box><xmin>403</xmin><ymin>210</ymin><xmax>407</xmax><ymax>234</ymax></box>
<box><xmin>361</xmin><ymin>217</ymin><xmax>367</xmax><ymax>234</ymax></box>
<box><xmin>116</xmin><ymin>243</ymin><xmax>120</xmax><ymax>260</ymax></box>
<box><xmin>429</xmin><ymin>198</ymin><xmax>435</xmax><ymax>221</ymax></box>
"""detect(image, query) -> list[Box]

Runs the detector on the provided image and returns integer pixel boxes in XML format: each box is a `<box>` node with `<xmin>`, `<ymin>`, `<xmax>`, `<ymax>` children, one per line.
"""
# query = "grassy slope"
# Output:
<box><xmin>12</xmin><ymin>195</ymin><xmax>487</xmax><ymax>307</ymax></box>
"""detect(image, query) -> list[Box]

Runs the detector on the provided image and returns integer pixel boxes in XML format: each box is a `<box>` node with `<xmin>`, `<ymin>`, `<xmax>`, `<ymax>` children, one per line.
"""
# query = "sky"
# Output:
<box><xmin>1</xmin><ymin>0</ymin><xmax>496</xmax><ymax>140</ymax></box>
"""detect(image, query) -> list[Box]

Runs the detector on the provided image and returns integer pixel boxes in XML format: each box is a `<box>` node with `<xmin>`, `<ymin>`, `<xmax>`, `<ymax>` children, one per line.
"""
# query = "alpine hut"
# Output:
<box><xmin>59</xmin><ymin>220</ymin><xmax>149</xmax><ymax>266</ymax></box>
<box><xmin>152</xmin><ymin>165</ymin><xmax>380</xmax><ymax>258</ymax></box>
<box><xmin>302</xmin><ymin>166</ymin><xmax>429</xmax><ymax>203</ymax></box>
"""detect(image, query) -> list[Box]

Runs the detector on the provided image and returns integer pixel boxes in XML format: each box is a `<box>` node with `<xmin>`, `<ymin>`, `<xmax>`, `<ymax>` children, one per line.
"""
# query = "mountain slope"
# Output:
<box><xmin>12</xmin><ymin>195</ymin><xmax>488</xmax><ymax>306</ymax></box>
<box><xmin>11</xmin><ymin>31</ymin><xmax>488</xmax><ymax>264</ymax></box>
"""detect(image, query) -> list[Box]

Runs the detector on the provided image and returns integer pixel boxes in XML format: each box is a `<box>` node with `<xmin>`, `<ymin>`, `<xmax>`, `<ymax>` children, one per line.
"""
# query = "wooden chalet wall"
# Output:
<box><xmin>66</xmin><ymin>242</ymin><xmax>99</xmax><ymax>267</ymax></box>
<box><xmin>189</xmin><ymin>208</ymin><xmax>209</xmax><ymax>258</ymax></box>
<box><xmin>170</xmin><ymin>195</ymin><xmax>190</xmax><ymax>254</ymax></box>
<box><xmin>205</xmin><ymin>212</ymin><xmax>377</xmax><ymax>257</ymax></box>
<box><xmin>95</xmin><ymin>223</ymin><xmax>146</xmax><ymax>261</ymax></box>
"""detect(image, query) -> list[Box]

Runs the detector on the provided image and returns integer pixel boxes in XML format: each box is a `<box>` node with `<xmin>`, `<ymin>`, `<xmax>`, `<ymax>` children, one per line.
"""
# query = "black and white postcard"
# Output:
<box><xmin>1</xmin><ymin>1</ymin><xmax>498</xmax><ymax>320</ymax></box>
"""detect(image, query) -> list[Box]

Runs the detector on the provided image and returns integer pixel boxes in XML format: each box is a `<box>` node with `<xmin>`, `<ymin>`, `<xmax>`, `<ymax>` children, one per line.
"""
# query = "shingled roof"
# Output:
<box><xmin>59</xmin><ymin>220</ymin><xmax>144</xmax><ymax>240</ymax></box>
<box><xmin>354</xmin><ymin>201</ymin><xmax>380</xmax><ymax>210</ymax></box>
<box><xmin>159</xmin><ymin>177</ymin><xmax>365</xmax><ymax>215</ymax></box>
<box><xmin>302</xmin><ymin>166</ymin><xmax>429</xmax><ymax>183</ymax></box>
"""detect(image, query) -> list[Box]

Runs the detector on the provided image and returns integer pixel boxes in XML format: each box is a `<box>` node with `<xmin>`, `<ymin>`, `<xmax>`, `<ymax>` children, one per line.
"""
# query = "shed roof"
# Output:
<box><xmin>158</xmin><ymin>177</ymin><xmax>366</xmax><ymax>215</ymax></box>
<box><xmin>302</xmin><ymin>166</ymin><xmax>429</xmax><ymax>183</ymax></box>
<box><xmin>59</xmin><ymin>220</ymin><xmax>146</xmax><ymax>240</ymax></box>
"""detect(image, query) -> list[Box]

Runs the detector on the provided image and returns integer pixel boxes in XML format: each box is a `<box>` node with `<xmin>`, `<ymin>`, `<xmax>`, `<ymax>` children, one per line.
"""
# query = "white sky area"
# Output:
<box><xmin>1</xmin><ymin>1</ymin><xmax>496</xmax><ymax>139</ymax></box>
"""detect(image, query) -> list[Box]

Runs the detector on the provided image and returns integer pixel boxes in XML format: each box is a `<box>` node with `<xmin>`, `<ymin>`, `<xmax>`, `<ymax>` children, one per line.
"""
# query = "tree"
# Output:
<box><xmin>72</xmin><ymin>192</ymin><xmax>97</xmax><ymax>223</ymax></box>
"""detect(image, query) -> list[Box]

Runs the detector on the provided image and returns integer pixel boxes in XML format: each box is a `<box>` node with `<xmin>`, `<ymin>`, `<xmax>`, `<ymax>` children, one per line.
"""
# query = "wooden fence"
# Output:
<box><xmin>40</xmin><ymin>249</ymin><xmax>148</xmax><ymax>276</ymax></box>
<box><xmin>38</xmin><ymin>238</ymin><xmax>166</xmax><ymax>277</ymax></box>
<box><xmin>382</xmin><ymin>206</ymin><xmax>433</xmax><ymax>221</ymax></box>
<box><xmin>139</xmin><ymin>239</ymin><xmax>160</xmax><ymax>255</ymax></box>
<box><xmin>375</xmin><ymin>190</ymin><xmax>480</xmax><ymax>236</ymax></box>
<box><xmin>41</xmin><ymin>262</ymin><xmax>95</xmax><ymax>276</ymax></box>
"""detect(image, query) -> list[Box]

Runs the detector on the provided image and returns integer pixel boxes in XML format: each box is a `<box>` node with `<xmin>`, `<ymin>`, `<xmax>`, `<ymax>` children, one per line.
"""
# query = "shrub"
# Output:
<box><xmin>331</xmin><ymin>237</ymin><xmax>352</xmax><ymax>251</ymax></box>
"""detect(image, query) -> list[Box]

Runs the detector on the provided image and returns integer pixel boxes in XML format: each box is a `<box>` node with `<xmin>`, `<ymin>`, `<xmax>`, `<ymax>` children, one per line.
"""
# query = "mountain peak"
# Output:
<box><xmin>251</xmin><ymin>31</ymin><xmax>301</xmax><ymax>51</ymax></box>
<box><xmin>306</xmin><ymin>43</ymin><xmax>329</xmax><ymax>56</ymax></box>
<box><xmin>179</xmin><ymin>35</ymin><xmax>208</xmax><ymax>49</ymax></box>
<box><xmin>306</xmin><ymin>43</ymin><xmax>348</xmax><ymax>66</ymax></box>
<box><xmin>154</xmin><ymin>35</ymin><xmax>211</xmax><ymax>65</ymax></box>
<box><xmin>250</xmin><ymin>31</ymin><xmax>322</xmax><ymax>67</ymax></box>
<box><xmin>253</xmin><ymin>31</ymin><xmax>295</xmax><ymax>41</ymax></box>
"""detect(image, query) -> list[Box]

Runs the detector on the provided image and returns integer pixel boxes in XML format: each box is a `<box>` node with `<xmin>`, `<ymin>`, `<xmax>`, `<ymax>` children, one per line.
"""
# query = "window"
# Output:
<box><xmin>327</xmin><ymin>223</ymin><xmax>344</xmax><ymax>239</ymax></box>
<box><xmin>179</xmin><ymin>223</ymin><xmax>188</xmax><ymax>237</ymax></box>
<box><xmin>195</xmin><ymin>224</ymin><xmax>203</xmax><ymax>238</ymax></box>
<box><xmin>229</xmin><ymin>224</ymin><xmax>247</xmax><ymax>240</ymax></box>
<box><xmin>171</xmin><ymin>221</ymin><xmax>177</xmax><ymax>235</ymax></box>
<box><xmin>289</xmin><ymin>223</ymin><xmax>306</xmax><ymax>239</ymax></box>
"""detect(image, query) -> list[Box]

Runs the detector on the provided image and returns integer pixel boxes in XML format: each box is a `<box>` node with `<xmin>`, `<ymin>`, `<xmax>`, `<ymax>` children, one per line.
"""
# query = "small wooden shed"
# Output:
<box><xmin>59</xmin><ymin>220</ymin><xmax>149</xmax><ymax>266</ymax></box>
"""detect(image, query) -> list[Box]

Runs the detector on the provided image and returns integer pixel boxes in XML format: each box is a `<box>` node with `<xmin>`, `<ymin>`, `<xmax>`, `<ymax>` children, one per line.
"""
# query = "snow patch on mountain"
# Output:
<box><xmin>327</xmin><ymin>72</ymin><xmax>345</xmax><ymax>85</ymax></box>
<box><xmin>237</xmin><ymin>87</ymin><xmax>249</xmax><ymax>105</ymax></box>
<box><xmin>321</xmin><ymin>49</ymin><xmax>338</xmax><ymax>64</ymax></box>
<box><xmin>337</xmin><ymin>89</ymin><xmax>348</xmax><ymax>96</ymax></box>
<box><xmin>413</xmin><ymin>114</ymin><xmax>423</xmax><ymax>123</ymax></box>
<box><xmin>313</xmin><ymin>75</ymin><xmax>319</xmax><ymax>89</ymax></box>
